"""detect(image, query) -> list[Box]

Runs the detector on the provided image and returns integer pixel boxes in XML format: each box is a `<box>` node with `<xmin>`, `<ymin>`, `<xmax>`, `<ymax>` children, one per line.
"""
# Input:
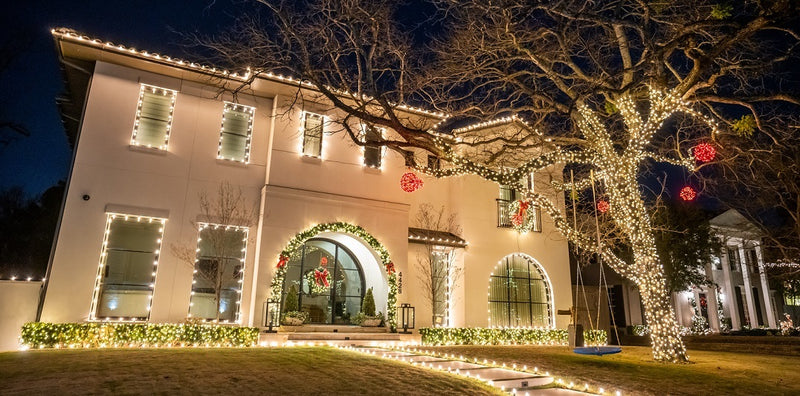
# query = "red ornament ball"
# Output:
<box><xmin>400</xmin><ymin>172</ymin><xmax>424</xmax><ymax>193</ymax></box>
<box><xmin>679</xmin><ymin>186</ymin><xmax>697</xmax><ymax>201</ymax></box>
<box><xmin>693</xmin><ymin>143</ymin><xmax>716</xmax><ymax>162</ymax></box>
<box><xmin>597</xmin><ymin>200</ymin><xmax>610</xmax><ymax>213</ymax></box>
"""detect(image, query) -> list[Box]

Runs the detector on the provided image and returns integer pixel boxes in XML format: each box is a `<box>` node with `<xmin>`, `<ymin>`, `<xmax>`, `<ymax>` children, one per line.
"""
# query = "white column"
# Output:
<box><xmin>738</xmin><ymin>243</ymin><xmax>759</xmax><ymax>327</ymax></box>
<box><xmin>705</xmin><ymin>286</ymin><xmax>721</xmax><ymax>331</ymax></box>
<box><xmin>754</xmin><ymin>244</ymin><xmax>777</xmax><ymax>328</ymax></box>
<box><xmin>720</xmin><ymin>247</ymin><xmax>741</xmax><ymax>329</ymax></box>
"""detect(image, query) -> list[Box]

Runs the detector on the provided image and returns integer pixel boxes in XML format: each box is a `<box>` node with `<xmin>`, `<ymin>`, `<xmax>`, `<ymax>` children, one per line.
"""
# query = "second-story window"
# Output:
<box><xmin>727</xmin><ymin>247</ymin><xmax>740</xmax><ymax>271</ymax></box>
<box><xmin>302</xmin><ymin>112</ymin><xmax>324</xmax><ymax>157</ymax></box>
<box><xmin>131</xmin><ymin>84</ymin><xmax>177</xmax><ymax>150</ymax></box>
<box><xmin>363</xmin><ymin>125</ymin><xmax>383</xmax><ymax>168</ymax></box>
<box><xmin>218</xmin><ymin>103</ymin><xmax>254</xmax><ymax>163</ymax></box>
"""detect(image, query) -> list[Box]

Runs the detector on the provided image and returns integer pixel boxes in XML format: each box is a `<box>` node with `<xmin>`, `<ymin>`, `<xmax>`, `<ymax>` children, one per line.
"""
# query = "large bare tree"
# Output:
<box><xmin>196</xmin><ymin>0</ymin><xmax>800</xmax><ymax>361</ymax></box>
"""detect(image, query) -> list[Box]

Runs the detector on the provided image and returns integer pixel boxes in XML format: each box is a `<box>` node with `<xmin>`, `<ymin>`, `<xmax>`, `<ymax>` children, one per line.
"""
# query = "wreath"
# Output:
<box><xmin>305</xmin><ymin>257</ymin><xmax>331</xmax><ymax>295</ymax></box>
<box><xmin>509</xmin><ymin>199</ymin><xmax>537</xmax><ymax>233</ymax></box>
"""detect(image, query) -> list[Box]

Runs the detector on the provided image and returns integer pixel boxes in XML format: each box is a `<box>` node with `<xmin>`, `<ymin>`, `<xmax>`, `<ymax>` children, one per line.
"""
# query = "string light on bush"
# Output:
<box><xmin>679</xmin><ymin>186</ymin><xmax>697</xmax><ymax>201</ymax></box>
<box><xmin>693</xmin><ymin>142</ymin><xmax>716</xmax><ymax>162</ymax></box>
<box><xmin>400</xmin><ymin>171</ymin><xmax>424</xmax><ymax>192</ymax></box>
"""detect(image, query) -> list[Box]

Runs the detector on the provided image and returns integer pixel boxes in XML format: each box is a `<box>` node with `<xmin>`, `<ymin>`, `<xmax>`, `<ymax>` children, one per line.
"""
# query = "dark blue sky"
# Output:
<box><xmin>0</xmin><ymin>0</ymin><xmax>240</xmax><ymax>196</ymax></box>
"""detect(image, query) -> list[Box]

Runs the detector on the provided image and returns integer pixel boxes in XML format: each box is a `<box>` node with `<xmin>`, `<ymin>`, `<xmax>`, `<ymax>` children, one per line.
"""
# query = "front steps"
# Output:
<box><xmin>258</xmin><ymin>325</ymin><xmax>419</xmax><ymax>346</ymax></box>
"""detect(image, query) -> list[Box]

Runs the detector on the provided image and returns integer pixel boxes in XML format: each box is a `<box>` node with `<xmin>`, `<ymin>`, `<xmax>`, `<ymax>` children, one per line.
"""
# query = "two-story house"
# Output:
<box><xmin>39</xmin><ymin>28</ymin><xmax>573</xmax><ymax>334</ymax></box>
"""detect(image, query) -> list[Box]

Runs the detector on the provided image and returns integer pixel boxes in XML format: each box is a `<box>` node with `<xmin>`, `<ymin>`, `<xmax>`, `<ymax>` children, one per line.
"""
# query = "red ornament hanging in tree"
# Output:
<box><xmin>597</xmin><ymin>200</ymin><xmax>610</xmax><ymax>213</ymax></box>
<box><xmin>693</xmin><ymin>143</ymin><xmax>716</xmax><ymax>162</ymax></box>
<box><xmin>400</xmin><ymin>172</ymin><xmax>424</xmax><ymax>192</ymax></box>
<box><xmin>679</xmin><ymin>186</ymin><xmax>697</xmax><ymax>201</ymax></box>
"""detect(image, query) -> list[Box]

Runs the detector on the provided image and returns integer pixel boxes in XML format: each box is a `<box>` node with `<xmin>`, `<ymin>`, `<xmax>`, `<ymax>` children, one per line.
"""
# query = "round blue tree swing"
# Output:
<box><xmin>569</xmin><ymin>170</ymin><xmax>622</xmax><ymax>357</ymax></box>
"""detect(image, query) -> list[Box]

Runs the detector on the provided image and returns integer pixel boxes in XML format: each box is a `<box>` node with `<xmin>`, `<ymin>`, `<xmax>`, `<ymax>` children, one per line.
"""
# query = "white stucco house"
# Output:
<box><xmin>37</xmin><ymin>28</ymin><xmax>573</xmax><ymax>334</ymax></box>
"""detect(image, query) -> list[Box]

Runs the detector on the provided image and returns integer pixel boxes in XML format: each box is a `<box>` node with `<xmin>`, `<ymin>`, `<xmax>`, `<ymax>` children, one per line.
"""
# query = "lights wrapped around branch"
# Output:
<box><xmin>400</xmin><ymin>172</ymin><xmax>424</xmax><ymax>192</ymax></box>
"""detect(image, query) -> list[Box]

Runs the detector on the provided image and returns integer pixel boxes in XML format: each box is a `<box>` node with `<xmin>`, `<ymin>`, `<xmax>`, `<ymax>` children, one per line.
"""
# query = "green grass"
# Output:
<box><xmin>416</xmin><ymin>345</ymin><xmax>800</xmax><ymax>395</ymax></box>
<box><xmin>0</xmin><ymin>347</ymin><xmax>502</xmax><ymax>395</ymax></box>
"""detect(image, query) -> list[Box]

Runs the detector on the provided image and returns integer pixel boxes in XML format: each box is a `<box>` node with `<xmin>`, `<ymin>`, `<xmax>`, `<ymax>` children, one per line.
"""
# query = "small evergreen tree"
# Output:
<box><xmin>284</xmin><ymin>284</ymin><xmax>299</xmax><ymax>312</ymax></box>
<box><xmin>361</xmin><ymin>287</ymin><xmax>376</xmax><ymax>316</ymax></box>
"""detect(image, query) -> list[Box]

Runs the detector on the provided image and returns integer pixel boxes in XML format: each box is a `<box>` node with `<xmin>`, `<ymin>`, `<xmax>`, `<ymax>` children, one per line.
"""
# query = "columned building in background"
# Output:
<box><xmin>674</xmin><ymin>209</ymin><xmax>779</xmax><ymax>331</ymax></box>
<box><xmin>39</xmin><ymin>28</ymin><xmax>573</xmax><ymax>332</ymax></box>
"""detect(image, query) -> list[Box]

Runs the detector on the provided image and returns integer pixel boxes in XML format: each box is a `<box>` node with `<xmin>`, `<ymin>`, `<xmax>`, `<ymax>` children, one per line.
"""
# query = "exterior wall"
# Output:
<box><xmin>0</xmin><ymin>281</ymin><xmax>42</xmax><ymax>351</ymax></box>
<box><xmin>41</xmin><ymin>62</ymin><xmax>270</xmax><ymax>324</ymax></box>
<box><xmin>42</xmin><ymin>56</ymin><xmax>573</xmax><ymax>331</ymax></box>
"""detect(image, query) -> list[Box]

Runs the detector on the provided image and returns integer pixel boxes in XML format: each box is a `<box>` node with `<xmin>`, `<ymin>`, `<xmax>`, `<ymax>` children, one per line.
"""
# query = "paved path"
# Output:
<box><xmin>348</xmin><ymin>346</ymin><xmax>592</xmax><ymax>395</ymax></box>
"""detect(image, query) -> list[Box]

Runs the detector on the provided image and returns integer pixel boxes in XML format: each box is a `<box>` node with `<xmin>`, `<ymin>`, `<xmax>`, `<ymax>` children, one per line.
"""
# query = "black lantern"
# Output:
<box><xmin>264</xmin><ymin>301</ymin><xmax>281</xmax><ymax>332</ymax></box>
<box><xmin>400</xmin><ymin>303</ymin><xmax>415</xmax><ymax>334</ymax></box>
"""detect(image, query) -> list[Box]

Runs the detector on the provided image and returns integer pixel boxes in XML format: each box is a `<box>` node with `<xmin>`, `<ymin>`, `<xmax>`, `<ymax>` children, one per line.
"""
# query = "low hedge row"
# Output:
<box><xmin>20</xmin><ymin>322</ymin><xmax>259</xmax><ymax>348</ymax></box>
<box><xmin>418</xmin><ymin>327</ymin><xmax>607</xmax><ymax>346</ymax></box>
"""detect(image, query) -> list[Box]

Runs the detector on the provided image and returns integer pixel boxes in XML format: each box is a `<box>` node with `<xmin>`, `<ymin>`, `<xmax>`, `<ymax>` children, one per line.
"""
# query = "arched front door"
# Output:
<box><xmin>282</xmin><ymin>238</ymin><xmax>366</xmax><ymax>324</ymax></box>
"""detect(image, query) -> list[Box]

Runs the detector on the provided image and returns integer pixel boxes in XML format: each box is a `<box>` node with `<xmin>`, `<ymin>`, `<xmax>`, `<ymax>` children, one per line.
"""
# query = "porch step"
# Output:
<box><xmin>279</xmin><ymin>324</ymin><xmax>388</xmax><ymax>333</ymax></box>
<box><xmin>286</xmin><ymin>332</ymin><xmax>401</xmax><ymax>341</ymax></box>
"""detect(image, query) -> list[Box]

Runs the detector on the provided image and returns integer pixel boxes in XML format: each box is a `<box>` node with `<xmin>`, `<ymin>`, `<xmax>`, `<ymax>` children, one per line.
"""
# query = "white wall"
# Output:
<box><xmin>0</xmin><ymin>281</ymin><xmax>42</xmax><ymax>351</ymax></box>
<box><xmin>43</xmin><ymin>58</ymin><xmax>573</xmax><ymax>331</ymax></box>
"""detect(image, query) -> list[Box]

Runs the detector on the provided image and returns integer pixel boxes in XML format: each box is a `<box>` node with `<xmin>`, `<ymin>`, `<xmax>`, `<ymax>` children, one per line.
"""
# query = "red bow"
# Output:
<box><xmin>511</xmin><ymin>201</ymin><xmax>530</xmax><ymax>226</ymax></box>
<box><xmin>277</xmin><ymin>255</ymin><xmax>289</xmax><ymax>269</ymax></box>
<box><xmin>385</xmin><ymin>262</ymin><xmax>396</xmax><ymax>274</ymax></box>
<box><xmin>314</xmin><ymin>268</ymin><xmax>330</xmax><ymax>288</ymax></box>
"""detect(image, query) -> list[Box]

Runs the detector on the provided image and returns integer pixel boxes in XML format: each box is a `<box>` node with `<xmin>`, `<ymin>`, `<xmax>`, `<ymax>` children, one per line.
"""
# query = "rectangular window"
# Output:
<box><xmin>427</xmin><ymin>155</ymin><xmax>441</xmax><ymax>171</ymax></box>
<box><xmin>188</xmin><ymin>224</ymin><xmax>248</xmax><ymax>323</ymax></box>
<box><xmin>727</xmin><ymin>247</ymin><xmax>740</xmax><ymax>271</ymax></box>
<box><xmin>91</xmin><ymin>214</ymin><xmax>166</xmax><ymax>320</ymax></box>
<box><xmin>302</xmin><ymin>112</ymin><xmax>324</xmax><ymax>157</ymax></box>
<box><xmin>218</xmin><ymin>102</ymin><xmax>254</xmax><ymax>163</ymax></box>
<box><xmin>363</xmin><ymin>125</ymin><xmax>383</xmax><ymax>168</ymax></box>
<box><xmin>131</xmin><ymin>84</ymin><xmax>177</xmax><ymax>150</ymax></box>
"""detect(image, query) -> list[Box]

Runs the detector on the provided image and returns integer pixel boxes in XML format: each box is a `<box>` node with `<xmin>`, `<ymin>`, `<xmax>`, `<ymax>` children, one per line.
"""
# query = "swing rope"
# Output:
<box><xmin>589</xmin><ymin>170</ymin><xmax>621</xmax><ymax>346</ymax></box>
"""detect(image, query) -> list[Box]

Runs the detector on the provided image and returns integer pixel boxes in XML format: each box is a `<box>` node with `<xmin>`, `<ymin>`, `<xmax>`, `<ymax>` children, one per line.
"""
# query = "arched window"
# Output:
<box><xmin>282</xmin><ymin>238</ymin><xmax>365</xmax><ymax>324</ymax></box>
<box><xmin>488</xmin><ymin>254</ymin><xmax>553</xmax><ymax>328</ymax></box>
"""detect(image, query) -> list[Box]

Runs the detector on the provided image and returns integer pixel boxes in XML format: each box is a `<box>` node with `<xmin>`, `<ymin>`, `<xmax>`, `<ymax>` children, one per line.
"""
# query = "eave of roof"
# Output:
<box><xmin>408</xmin><ymin>227</ymin><xmax>468</xmax><ymax>248</ymax></box>
<box><xmin>51</xmin><ymin>27</ymin><xmax>448</xmax><ymax>120</ymax></box>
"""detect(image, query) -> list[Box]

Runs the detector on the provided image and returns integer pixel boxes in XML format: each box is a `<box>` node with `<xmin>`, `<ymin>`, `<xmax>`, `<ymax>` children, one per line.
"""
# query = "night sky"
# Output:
<box><xmin>0</xmin><ymin>1</ymin><xmax>241</xmax><ymax>196</ymax></box>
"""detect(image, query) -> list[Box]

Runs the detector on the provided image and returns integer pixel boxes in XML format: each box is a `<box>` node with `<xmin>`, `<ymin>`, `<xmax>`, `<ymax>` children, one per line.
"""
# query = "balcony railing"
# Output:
<box><xmin>497</xmin><ymin>199</ymin><xmax>542</xmax><ymax>232</ymax></box>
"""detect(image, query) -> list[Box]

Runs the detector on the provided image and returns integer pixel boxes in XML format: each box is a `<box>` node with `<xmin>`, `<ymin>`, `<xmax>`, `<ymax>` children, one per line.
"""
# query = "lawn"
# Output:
<box><xmin>0</xmin><ymin>347</ymin><xmax>501</xmax><ymax>395</ymax></box>
<box><xmin>415</xmin><ymin>345</ymin><xmax>800</xmax><ymax>395</ymax></box>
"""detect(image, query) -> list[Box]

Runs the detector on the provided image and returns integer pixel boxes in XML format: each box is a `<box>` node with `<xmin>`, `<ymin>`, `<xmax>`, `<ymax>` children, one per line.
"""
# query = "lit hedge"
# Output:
<box><xmin>20</xmin><ymin>323</ymin><xmax>260</xmax><ymax>348</ymax></box>
<box><xmin>419</xmin><ymin>327</ymin><xmax>608</xmax><ymax>346</ymax></box>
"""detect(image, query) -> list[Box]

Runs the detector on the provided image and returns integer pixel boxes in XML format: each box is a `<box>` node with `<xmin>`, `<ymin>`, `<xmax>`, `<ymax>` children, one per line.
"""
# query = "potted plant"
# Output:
<box><xmin>351</xmin><ymin>288</ymin><xmax>384</xmax><ymax>327</ymax></box>
<box><xmin>281</xmin><ymin>285</ymin><xmax>308</xmax><ymax>327</ymax></box>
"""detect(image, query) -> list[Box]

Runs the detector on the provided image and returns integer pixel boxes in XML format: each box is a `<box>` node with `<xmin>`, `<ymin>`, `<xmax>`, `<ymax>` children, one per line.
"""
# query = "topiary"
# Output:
<box><xmin>361</xmin><ymin>287</ymin><xmax>376</xmax><ymax>317</ymax></box>
<box><xmin>284</xmin><ymin>284</ymin><xmax>299</xmax><ymax>312</ymax></box>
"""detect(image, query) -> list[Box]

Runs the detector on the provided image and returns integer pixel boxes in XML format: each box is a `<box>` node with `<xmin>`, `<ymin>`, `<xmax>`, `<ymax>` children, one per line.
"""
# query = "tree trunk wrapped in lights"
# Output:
<box><xmin>197</xmin><ymin>0</ymin><xmax>800</xmax><ymax>361</ymax></box>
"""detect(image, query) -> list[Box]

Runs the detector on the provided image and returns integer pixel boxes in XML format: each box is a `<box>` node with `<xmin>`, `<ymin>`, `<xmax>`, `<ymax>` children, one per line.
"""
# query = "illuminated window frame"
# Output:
<box><xmin>89</xmin><ymin>213</ymin><xmax>166</xmax><ymax>322</ymax></box>
<box><xmin>487</xmin><ymin>253</ymin><xmax>555</xmax><ymax>329</ymax></box>
<box><xmin>131</xmin><ymin>84</ymin><xmax>177</xmax><ymax>150</ymax></box>
<box><xmin>186</xmin><ymin>223</ymin><xmax>249</xmax><ymax>324</ymax></box>
<box><xmin>217</xmin><ymin>102</ymin><xmax>255</xmax><ymax>163</ymax></box>
<box><xmin>361</xmin><ymin>124</ymin><xmax>385</xmax><ymax>169</ymax></box>
<box><xmin>300</xmin><ymin>111</ymin><xmax>325</xmax><ymax>158</ymax></box>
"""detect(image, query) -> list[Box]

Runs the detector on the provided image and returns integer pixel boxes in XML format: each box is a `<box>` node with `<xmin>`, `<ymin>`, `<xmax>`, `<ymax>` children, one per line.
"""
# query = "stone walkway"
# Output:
<box><xmin>348</xmin><ymin>346</ymin><xmax>593</xmax><ymax>395</ymax></box>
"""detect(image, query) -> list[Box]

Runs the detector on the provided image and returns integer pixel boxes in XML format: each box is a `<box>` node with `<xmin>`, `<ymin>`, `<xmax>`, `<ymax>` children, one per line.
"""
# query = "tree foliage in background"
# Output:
<box><xmin>197</xmin><ymin>0</ymin><xmax>800</xmax><ymax>362</ymax></box>
<box><xmin>0</xmin><ymin>184</ymin><xmax>63</xmax><ymax>279</ymax></box>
